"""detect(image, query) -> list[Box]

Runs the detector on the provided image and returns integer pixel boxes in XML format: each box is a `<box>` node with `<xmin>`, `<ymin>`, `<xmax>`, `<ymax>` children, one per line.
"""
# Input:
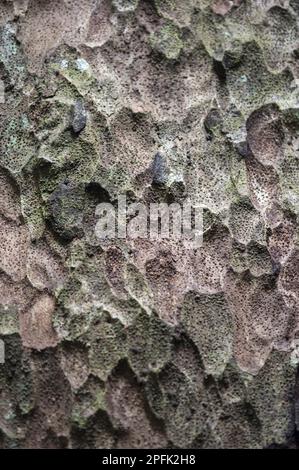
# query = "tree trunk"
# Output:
<box><xmin>0</xmin><ymin>0</ymin><xmax>298</xmax><ymax>449</ymax></box>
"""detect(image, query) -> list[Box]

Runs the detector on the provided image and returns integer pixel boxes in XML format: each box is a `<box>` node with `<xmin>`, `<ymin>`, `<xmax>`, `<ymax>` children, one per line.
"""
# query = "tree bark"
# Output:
<box><xmin>0</xmin><ymin>0</ymin><xmax>298</xmax><ymax>449</ymax></box>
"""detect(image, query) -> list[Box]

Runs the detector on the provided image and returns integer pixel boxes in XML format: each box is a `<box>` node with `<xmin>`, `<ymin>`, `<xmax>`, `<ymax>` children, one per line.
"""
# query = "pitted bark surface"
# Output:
<box><xmin>0</xmin><ymin>0</ymin><xmax>299</xmax><ymax>448</ymax></box>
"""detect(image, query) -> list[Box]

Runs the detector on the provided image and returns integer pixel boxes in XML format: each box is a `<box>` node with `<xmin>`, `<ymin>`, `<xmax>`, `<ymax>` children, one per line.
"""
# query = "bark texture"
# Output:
<box><xmin>0</xmin><ymin>0</ymin><xmax>299</xmax><ymax>448</ymax></box>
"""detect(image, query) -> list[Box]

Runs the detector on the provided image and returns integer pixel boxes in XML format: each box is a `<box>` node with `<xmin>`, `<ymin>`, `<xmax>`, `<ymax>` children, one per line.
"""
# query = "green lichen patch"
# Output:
<box><xmin>150</xmin><ymin>21</ymin><xmax>183</xmax><ymax>60</ymax></box>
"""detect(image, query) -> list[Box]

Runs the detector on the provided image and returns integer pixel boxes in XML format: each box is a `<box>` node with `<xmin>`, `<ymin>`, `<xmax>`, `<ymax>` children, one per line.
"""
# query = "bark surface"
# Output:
<box><xmin>0</xmin><ymin>0</ymin><xmax>299</xmax><ymax>448</ymax></box>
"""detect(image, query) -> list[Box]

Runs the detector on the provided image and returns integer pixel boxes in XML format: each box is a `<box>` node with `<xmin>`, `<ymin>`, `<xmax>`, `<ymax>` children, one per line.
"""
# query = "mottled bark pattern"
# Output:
<box><xmin>0</xmin><ymin>0</ymin><xmax>299</xmax><ymax>449</ymax></box>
